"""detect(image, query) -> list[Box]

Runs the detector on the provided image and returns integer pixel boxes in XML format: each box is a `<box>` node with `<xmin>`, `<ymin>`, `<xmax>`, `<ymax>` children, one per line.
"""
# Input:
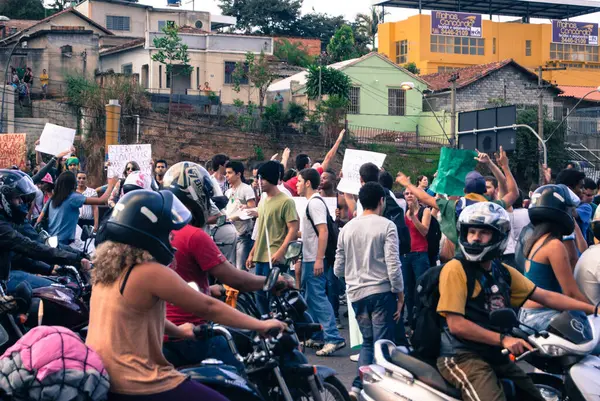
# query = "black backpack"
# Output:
<box><xmin>306</xmin><ymin>197</ymin><xmax>339</xmax><ymax>264</ymax></box>
<box><xmin>382</xmin><ymin>192</ymin><xmax>411</xmax><ymax>255</ymax></box>
<box><xmin>418</xmin><ymin>206</ymin><xmax>441</xmax><ymax>264</ymax></box>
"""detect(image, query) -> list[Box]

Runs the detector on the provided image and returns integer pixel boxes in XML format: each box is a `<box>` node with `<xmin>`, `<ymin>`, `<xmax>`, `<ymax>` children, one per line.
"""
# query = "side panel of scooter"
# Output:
<box><xmin>568</xmin><ymin>355</ymin><xmax>600</xmax><ymax>401</ymax></box>
<box><xmin>362</xmin><ymin>376</ymin><xmax>459</xmax><ymax>401</ymax></box>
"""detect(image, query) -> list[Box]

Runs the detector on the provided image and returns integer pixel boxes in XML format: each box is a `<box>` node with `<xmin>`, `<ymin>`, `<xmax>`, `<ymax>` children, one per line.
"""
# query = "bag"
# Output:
<box><xmin>382</xmin><ymin>192</ymin><xmax>411</xmax><ymax>255</ymax></box>
<box><xmin>418</xmin><ymin>206</ymin><xmax>441</xmax><ymax>264</ymax></box>
<box><xmin>306</xmin><ymin>196</ymin><xmax>339</xmax><ymax>265</ymax></box>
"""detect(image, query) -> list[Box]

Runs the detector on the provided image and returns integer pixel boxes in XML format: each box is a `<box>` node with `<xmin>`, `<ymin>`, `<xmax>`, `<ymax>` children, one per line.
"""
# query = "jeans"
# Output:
<box><xmin>401</xmin><ymin>252</ymin><xmax>430</xmax><ymax>327</ymax></box>
<box><xmin>352</xmin><ymin>291</ymin><xmax>397</xmax><ymax>389</ymax></box>
<box><xmin>236</xmin><ymin>235</ymin><xmax>253</xmax><ymax>270</ymax></box>
<box><xmin>301</xmin><ymin>261</ymin><xmax>345</xmax><ymax>344</ymax></box>
<box><xmin>163</xmin><ymin>336</ymin><xmax>245</xmax><ymax>373</ymax></box>
<box><xmin>255</xmin><ymin>262</ymin><xmax>271</xmax><ymax>316</ymax></box>
<box><xmin>324</xmin><ymin>266</ymin><xmax>340</xmax><ymax>319</ymax></box>
<box><xmin>7</xmin><ymin>270</ymin><xmax>53</xmax><ymax>293</ymax></box>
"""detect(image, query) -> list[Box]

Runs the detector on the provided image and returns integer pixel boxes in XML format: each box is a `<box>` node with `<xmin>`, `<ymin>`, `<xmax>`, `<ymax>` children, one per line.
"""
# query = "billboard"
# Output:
<box><xmin>552</xmin><ymin>20</ymin><xmax>598</xmax><ymax>46</ymax></box>
<box><xmin>431</xmin><ymin>10</ymin><xmax>482</xmax><ymax>37</ymax></box>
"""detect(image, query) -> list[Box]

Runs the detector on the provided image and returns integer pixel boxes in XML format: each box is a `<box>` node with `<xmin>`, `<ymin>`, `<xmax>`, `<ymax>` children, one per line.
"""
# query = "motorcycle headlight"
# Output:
<box><xmin>543</xmin><ymin>344</ymin><xmax>568</xmax><ymax>356</ymax></box>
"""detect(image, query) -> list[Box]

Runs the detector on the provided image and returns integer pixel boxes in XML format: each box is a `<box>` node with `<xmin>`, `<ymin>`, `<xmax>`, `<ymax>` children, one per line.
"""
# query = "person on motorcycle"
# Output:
<box><xmin>437</xmin><ymin>202</ymin><xmax>596</xmax><ymax>401</ymax></box>
<box><xmin>160</xmin><ymin>162</ymin><xmax>288</xmax><ymax>371</ymax></box>
<box><xmin>575</xmin><ymin>206</ymin><xmax>600</xmax><ymax>305</ymax></box>
<box><xmin>519</xmin><ymin>185</ymin><xmax>592</xmax><ymax>332</ymax></box>
<box><xmin>86</xmin><ymin>189</ymin><xmax>285</xmax><ymax>401</ymax></box>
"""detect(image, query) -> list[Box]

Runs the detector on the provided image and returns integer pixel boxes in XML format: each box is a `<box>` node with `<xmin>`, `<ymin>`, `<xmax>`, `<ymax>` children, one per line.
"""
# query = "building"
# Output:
<box><xmin>268</xmin><ymin>52</ymin><xmax>433</xmax><ymax>133</ymax></box>
<box><xmin>377</xmin><ymin>0</ymin><xmax>600</xmax><ymax>86</ymax></box>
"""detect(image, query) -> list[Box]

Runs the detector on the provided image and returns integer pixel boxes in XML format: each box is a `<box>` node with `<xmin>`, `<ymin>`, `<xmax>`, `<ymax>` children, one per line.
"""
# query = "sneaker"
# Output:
<box><xmin>303</xmin><ymin>339</ymin><xmax>324</xmax><ymax>349</ymax></box>
<box><xmin>349</xmin><ymin>387</ymin><xmax>360</xmax><ymax>401</ymax></box>
<box><xmin>350</xmin><ymin>354</ymin><xmax>359</xmax><ymax>362</ymax></box>
<box><xmin>336</xmin><ymin>318</ymin><xmax>343</xmax><ymax>329</ymax></box>
<box><xmin>316</xmin><ymin>341</ymin><xmax>346</xmax><ymax>356</ymax></box>
<box><xmin>339</xmin><ymin>295</ymin><xmax>347</xmax><ymax>306</ymax></box>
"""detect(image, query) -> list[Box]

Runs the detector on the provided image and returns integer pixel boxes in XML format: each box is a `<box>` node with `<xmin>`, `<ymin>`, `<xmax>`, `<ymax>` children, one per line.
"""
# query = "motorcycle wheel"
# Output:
<box><xmin>529</xmin><ymin>373</ymin><xmax>563</xmax><ymax>401</ymax></box>
<box><xmin>296</xmin><ymin>377</ymin><xmax>351</xmax><ymax>401</ymax></box>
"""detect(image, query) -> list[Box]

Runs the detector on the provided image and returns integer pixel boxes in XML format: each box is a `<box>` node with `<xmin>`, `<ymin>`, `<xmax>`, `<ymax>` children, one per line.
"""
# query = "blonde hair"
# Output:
<box><xmin>92</xmin><ymin>241</ymin><xmax>154</xmax><ymax>285</ymax></box>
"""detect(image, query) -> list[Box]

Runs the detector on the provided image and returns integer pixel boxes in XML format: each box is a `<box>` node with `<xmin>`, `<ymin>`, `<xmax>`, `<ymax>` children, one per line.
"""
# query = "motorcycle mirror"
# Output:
<box><xmin>263</xmin><ymin>266</ymin><xmax>281</xmax><ymax>292</ymax></box>
<box><xmin>47</xmin><ymin>236</ymin><xmax>59</xmax><ymax>248</ymax></box>
<box><xmin>284</xmin><ymin>241</ymin><xmax>302</xmax><ymax>262</ymax></box>
<box><xmin>489</xmin><ymin>308</ymin><xmax>519</xmax><ymax>331</ymax></box>
<box><xmin>188</xmin><ymin>282</ymin><xmax>200</xmax><ymax>292</ymax></box>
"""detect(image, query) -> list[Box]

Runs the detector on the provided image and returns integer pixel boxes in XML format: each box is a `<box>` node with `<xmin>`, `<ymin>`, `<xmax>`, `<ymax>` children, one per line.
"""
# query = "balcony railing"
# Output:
<box><xmin>148</xmin><ymin>33</ymin><xmax>273</xmax><ymax>54</ymax></box>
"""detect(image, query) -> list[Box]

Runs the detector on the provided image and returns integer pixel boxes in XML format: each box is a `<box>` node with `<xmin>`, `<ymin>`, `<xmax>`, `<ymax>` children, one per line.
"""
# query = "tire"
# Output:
<box><xmin>529</xmin><ymin>373</ymin><xmax>564</xmax><ymax>401</ymax></box>
<box><xmin>324</xmin><ymin>376</ymin><xmax>351</xmax><ymax>401</ymax></box>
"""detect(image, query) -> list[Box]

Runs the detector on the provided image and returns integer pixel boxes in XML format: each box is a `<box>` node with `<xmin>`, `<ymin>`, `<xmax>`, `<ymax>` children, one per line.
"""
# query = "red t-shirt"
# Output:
<box><xmin>166</xmin><ymin>224</ymin><xmax>226</xmax><ymax>327</ymax></box>
<box><xmin>405</xmin><ymin>215</ymin><xmax>428</xmax><ymax>253</ymax></box>
<box><xmin>285</xmin><ymin>166</ymin><xmax>324</xmax><ymax>196</ymax></box>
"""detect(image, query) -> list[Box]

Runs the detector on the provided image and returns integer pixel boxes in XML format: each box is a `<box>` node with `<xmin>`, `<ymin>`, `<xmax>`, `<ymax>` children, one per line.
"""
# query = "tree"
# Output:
<box><xmin>305</xmin><ymin>65</ymin><xmax>351</xmax><ymax>100</ymax></box>
<box><xmin>355</xmin><ymin>6</ymin><xmax>388</xmax><ymax>50</ymax></box>
<box><xmin>288</xmin><ymin>12</ymin><xmax>347</xmax><ymax>51</ymax></box>
<box><xmin>327</xmin><ymin>25</ymin><xmax>357</xmax><ymax>62</ymax></box>
<box><xmin>218</xmin><ymin>0</ymin><xmax>302</xmax><ymax>34</ymax></box>
<box><xmin>0</xmin><ymin>0</ymin><xmax>45</xmax><ymax>19</ymax></box>
<box><xmin>274</xmin><ymin>39</ymin><xmax>314</xmax><ymax>67</ymax></box>
<box><xmin>233</xmin><ymin>51</ymin><xmax>276</xmax><ymax>111</ymax></box>
<box><xmin>404</xmin><ymin>62</ymin><xmax>420</xmax><ymax>75</ymax></box>
<box><xmin>151</xmin><ymin>25</ymin><xmax>193</xmax><ymax>132</ymax></box>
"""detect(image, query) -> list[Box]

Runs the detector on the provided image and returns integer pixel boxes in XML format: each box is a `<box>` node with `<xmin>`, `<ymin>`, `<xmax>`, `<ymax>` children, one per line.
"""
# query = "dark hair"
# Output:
<box><xmin>556</xmin><ymin>169</ymin><xmax>585</xmax><ymax>189</ymax></box>
<box><xmin>324</xmin><ymin>168</ymin><xmax>336</xmax><ymax>177</ymax></box>
<box><xmin>278</xmin><ymin>162</ymin><xmax>285</xmax><ymax>181</ymax></box>
<box><xmin>155</xmin><ymin>159</ymin><xmax>167</xmax><ymax>168</ymax></box>
<box><xmin>523</xmin><ymin>221</ymin><xmax>563</xmax><ymax>260</ymax></box>
<box><xmin>52</xmin><ymin>171</ymin><xmax>76</xmax><ymax>208</ymax></box>
<box><xmin>359</xmin><ymin>182</ymin><xmax>385</xmax><ymax>211</ymax></box>
<box><xmin>299</xmin><ymin>168</ymin><xmax>321</xmax><ymax>190</ymax></box>
<box><xmin>252</xmin><ymin>162</ymin><xmax>264</xmax><ymax>173</ymax></box>
<box><xmin>76</xmin><ymin>171</ymin><xmax>87</xmax><ymax>177</ymax></box>
<box><xmin>225</xmin><ymin>161</ymin><xmax>246</xmax><ymax>183</ymax></box>
<box><xmin>513</xmin><ymin>189</ymin><xmax>525</xmax><ymax>209</ymax></box>
<box><xmin>584</xmin><ymin>178</ymin><xmax>597</xmax><ymax>191</ymax></box>
<box><xmin>282</xmin><ymin>168</ymin><xmax>297</xmax><ymax>182</ymax></box>
<box><xmin>295</xmin><ymin>154</ymin><xmax>310</xmax><ymax>171</ymax></box>
<box><xmin>394</xmin><ymin>191</ymin><xmax>405</xmax><ymax>199</ymax></box>
<box><xmin>359</xmin><ymin>163</ymin><xmax>380</xmax><ymax>184</ymax></box>
<box><xmin>417</xmin><ymin>175</ymin><xmax>427</xmax><ymax>184</ymax></box>
<box><xmin>211</xmin><ymin>154</ymin><xmax>229</xmax><ymax>170</ymax></box>
<box><xmin>378</xmin><ymin>171</ymin><xmax>394</xmax><ymax>191</ymax></box>
<box><xmin>123</xmin><ymin>161</ymin><xmax>140</xmax><ymax>176</ymax></box>
<box><xmin>485</xmin><ymin>176</ymin><xmax>498</xmax><ymax>189</ymax></box>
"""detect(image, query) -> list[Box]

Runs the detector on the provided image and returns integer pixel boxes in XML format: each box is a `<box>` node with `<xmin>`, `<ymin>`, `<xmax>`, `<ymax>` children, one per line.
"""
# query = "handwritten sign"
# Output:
<box><xmin>431</xmin><ymin>10</ymin><xmax>482</xmax><ymax>37</ymax></box>
<box><xmin>108</xmin><ymin>144</ymin><xmax>152</xmax><ymax>178</ymax></box>
<box><xmin>36</xmin><ymin>123</ymin><xmax>76</xmax><ymax>156</ymax></box>
<box><xmin>0</xmin><ymin>134</ymin><xmax>26</xmax><ymax>168</ymax></box>
<box><xmin>552</xmin><ymin>20</ymin><xmax>598</xmax><ymax>45</ymax></box>
<box><xmin>337</xmin><ymin>149</ymin><xmax>387</xmax><ymax>195</ymax></box>
<box><xmin>293</xmin><ymin>196</ymin><xmax>337</xmax><ymax>229</ymax></box>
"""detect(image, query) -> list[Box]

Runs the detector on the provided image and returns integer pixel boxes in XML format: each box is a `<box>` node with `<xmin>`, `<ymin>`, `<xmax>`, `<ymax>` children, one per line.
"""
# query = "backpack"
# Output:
<box><xmin>410</xmin><ymin>260</ymin><xmax>512</xmax><ymax>362</ymax></box>
<box><xmin>306</xmin><ymin>196</ymin><xmax>339</xmax><ymax>265</ymax></box>
<box><xmin>418</xmin><ymin>206</ymin><xmax>441</xmax><ymax>263</ymax></box>
<box><xmin>382</xmin><ymin>191</ymin><xmax>411</xmax><ymax>255</ymax></box>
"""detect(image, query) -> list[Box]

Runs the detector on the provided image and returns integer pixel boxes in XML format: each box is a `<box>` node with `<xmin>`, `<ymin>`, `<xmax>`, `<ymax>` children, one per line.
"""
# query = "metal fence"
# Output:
<box><xmin>347</xmin><ymin>124</ymin><xmax>448</xmax><ymax>149</ymax></box>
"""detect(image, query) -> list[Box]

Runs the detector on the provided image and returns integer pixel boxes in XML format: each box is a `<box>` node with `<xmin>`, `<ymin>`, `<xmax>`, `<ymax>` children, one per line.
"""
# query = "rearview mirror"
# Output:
<box><xmin>47</xmin><ymin>236</ymin><xmax>59</xmax><ymax>248</ymax></box>
<box><xmin>263</xmin><ymin>266</ymin><xmax>281</xmax><ymax>292</ymax></box>
<box><xmin>490</xmin><ymin>308</ymin><xmax>518</xmax><ymax>332</ymax></box>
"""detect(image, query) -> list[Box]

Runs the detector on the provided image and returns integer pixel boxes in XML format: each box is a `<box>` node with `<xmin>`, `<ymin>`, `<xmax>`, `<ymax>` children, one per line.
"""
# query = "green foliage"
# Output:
<box><xmin>327</xmin><ymin>25</ymin><xmax>357</xmax><ymax>62</ymax></box>
<box><xmin>363</xmin><ymin>145</ymin><xmax>440</xmax><ymax>187</ymax></box>
<box><xmin>305</xmin><ymin>65</ymin><xmax>352</xmax><ymax>100</ymax></box>
<box><xmin>288</xmin><ymin>13</ymin><xmax>346</xmax><ymax>51</ymax></box>
<box><xmin>287</xmin><ymin>102</ymin><xmax>307</xmax><ymax>123</ymax></box>
<box><xmin>233</xmin><ymin>51</ymin><xmax>275</xmax><ymax>109</ymax></box>
<box><xmin>254</xmin><ymin>145</ymin><xmax>265</xmax><ymax>161</ymax></box>
<box><xmin>151</xmin><ymin>25</ymin><xmax>193</xmax><ymax>77</ymax></box>
<box><xmin>218</xmin><ymin>0</ymin><xmax>302</xmax><ymax>34</ymax></box>
<box><xmin>233</xmin><ymin>98</ymin><xmax>245</xmax><ymax>109</ymax></box>
<box><xmin>403</xmin><ymin>62</ymin><xmax>420</xmax><ymax>75</ymax></box>
<box><xmin>274</xmin><ymin>39</ymin><xmax>314</xmax><ymax>67</ymax></box>
<box><xmin>261</xmin><ymin>103</ymin><xmax>291</xmax><ymax>135</ymax></box>
<box><xmin>355</xmin><ymin>6</ymin><xmax>388</xmax><ymax>49</ymax></box>
<box><xmin>0</xmin><ymin>0</ymin><xmax>46</xmax><ymax>19</ymax></box>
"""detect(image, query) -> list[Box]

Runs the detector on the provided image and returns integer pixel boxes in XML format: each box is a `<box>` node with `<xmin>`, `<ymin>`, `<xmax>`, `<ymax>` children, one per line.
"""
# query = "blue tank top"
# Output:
<box><xmin>525</xmin><ymin>241</ymin><xmax>562</xmax><ymax>294</ymax></box>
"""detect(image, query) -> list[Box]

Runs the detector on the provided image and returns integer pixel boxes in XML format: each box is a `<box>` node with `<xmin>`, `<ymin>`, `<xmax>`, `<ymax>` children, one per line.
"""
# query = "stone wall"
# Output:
<box><xmin>31</xmin><ymin>100</ymin><xmax>78</xmax><ymax>128</ymax></box>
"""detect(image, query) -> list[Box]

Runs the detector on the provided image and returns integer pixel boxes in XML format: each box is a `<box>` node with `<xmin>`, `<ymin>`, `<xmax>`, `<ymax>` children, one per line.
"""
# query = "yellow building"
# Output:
<box><xmin>378</xmin><ymin>14</ymin><xmax>600</xmax><ymax>86</ymax></box>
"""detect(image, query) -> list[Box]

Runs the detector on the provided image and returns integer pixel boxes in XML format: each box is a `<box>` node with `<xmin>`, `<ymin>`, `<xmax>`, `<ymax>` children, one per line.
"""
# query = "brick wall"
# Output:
<box><xmin>274</xmin><ymin>37</ymin><xmax>322</xmax><ymax>56</ymax></box>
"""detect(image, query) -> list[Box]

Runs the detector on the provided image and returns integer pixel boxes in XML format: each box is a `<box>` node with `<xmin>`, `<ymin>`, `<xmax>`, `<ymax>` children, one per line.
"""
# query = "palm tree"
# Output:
<box><xmin>356</xmin><ymin>6</ymin><xmax>388</xmax><ymax>50</ymax></box>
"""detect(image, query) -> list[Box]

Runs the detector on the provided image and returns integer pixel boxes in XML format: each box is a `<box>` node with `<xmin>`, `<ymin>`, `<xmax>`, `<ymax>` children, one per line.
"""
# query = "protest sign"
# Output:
<box><xmin>0</xmin><ymin>134</ymin><xmax>26</xmax><ymax>169</ymax></box>
<box><xmin>337</xmin><ymin>149</ymin><xmax>387</xmax><ymax>195</ymax></box>
<box><xmin>293</xmin><ymin>197</ymin><xmax>337</xmax><ymax>229</ymax></box>
<box><xmin>36</xmin><ymin>123</ymin><xmax>76</xmax><ymax>156</ymax></box>
<box><xmin>108</xmin><ymin>144</ymin><xmax>152</xmax><ymax>178</ymax></box>
<box><xmin>430</xmin><ymin>147</ymin><xmax>478</xmax><ymax>196</ymax></box>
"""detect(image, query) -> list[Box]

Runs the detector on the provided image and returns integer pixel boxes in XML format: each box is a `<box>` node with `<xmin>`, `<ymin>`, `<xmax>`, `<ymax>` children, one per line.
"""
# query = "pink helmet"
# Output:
<box><xmin>41</xmin><ymin>173</ymin><xmax>53</xmax><ymax>184</ymax></box>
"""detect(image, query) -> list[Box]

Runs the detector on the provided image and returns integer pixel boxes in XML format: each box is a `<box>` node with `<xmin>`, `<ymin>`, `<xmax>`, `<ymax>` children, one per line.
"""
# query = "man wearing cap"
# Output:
<box><xmin>66</xmin><ymin>157</ymin><xmax>80</xmax><ymax>173</ymax></box>
<box><xmin>397</xmin><ymin>147</ymin><xmax>519</xmax><ymax>258</ymax></box>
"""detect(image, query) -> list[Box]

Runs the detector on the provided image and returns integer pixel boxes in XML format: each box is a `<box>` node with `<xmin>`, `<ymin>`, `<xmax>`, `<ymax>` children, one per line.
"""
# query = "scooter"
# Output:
<box><xmin>359</xmin><ymin>308</ymin><xmax>600</xmax><ymax>401</ymax></box>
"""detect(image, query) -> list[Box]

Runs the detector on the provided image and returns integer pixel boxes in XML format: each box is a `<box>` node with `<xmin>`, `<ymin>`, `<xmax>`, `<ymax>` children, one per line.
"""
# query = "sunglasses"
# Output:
<box><xmin>126</xmin><ymin>167</ymin><xmax>134</xmax><ymax>171</ymax></box>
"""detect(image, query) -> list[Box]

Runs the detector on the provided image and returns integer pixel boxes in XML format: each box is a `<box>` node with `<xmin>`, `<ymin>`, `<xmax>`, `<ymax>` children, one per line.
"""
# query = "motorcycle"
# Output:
<box><xmin>0</xmin><ymin>281</ymin><xmax>34</xmax><ymax>354</ymax></box>
<box><xmin>359</xmin><ymin>308</ymin><xmax>600</xmax><ymax>401</ymax></box>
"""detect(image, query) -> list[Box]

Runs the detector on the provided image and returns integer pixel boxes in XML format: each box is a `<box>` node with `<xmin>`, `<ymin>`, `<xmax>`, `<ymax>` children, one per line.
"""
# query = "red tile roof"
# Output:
<box><xmin>421</xmin><ymin>59</ymin><xmax>547</xmax><ymax>92</ymax></box>
<box><xmin>557</xmin><ymin>86</ymin><xmax>600</xmax><ymax>102</ymax></box>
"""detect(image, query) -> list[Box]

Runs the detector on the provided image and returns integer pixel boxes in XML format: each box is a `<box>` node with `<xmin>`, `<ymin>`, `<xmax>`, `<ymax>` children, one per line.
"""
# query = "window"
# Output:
<box><xmin>60</xmin><ymin>45</ymin><xmax>72</xmax><ymax>55</ymax></box>
<box><xmin>430</xmin><ymin>35</ymin><xmax>484</xmax><ymax>56</ymax></box>
<box><xmin>166</xmin><ymin>70</ymin><xmax>171</xmax><ymax>88</ymax></box>
<box><xmin>106</xmin><ymin>16</ymin><xmax>130</xmax><ymax>31</ymax></box>
<box><xmin>196</xmin><ymin>67</ymin><xmax>200</xmax><ymax>88</ymax></box>
<box><xmin>438</xmin><ymin>66</ymin><xmax>459</xmax><ymax>73</ymax></box>
<box><xmin>493</xmin><ymin>38</ymin><xmax>496</xmax><ymax>54</ymax></box>
<box><xmin>388</xmin><ymin>89</ymin><xmax>406</xmax><ymax>116</ymax></box>
<box><xmin>121</xmin><ymin>63</ymin><xmax>133</xmax><ymax>75</ymax></box>
<box><xmin>159</xmin><ymin>65</ymin><xmax>162</xmax><ymax>88</ymax></box>
<box><xmin>348</xmin><ymin>87</ymin><xmax>360</xmax><ymax>114</ymax></box>
<box><xmin>395</xmin><ymin>40</ymin><xmax>408</xmax><ymax>64</ymax></box>
<box><xmin>525</xmin><ymin>40</ymin><xmax>532</xmax><ymax>57</ymax></box>
<box><xmin>158</xmin><ymin>20</ymin><xmax>175</xmax><ymax>31</ymax></box>
<box><xmin>550</xmin><ymin>43</ymin><xmax>598</xmax><ymax>62</ymax></box>
<box><xmin>224</xmin><ymin>61</ymin><xmax>248</xmax><ymax>84</ymax></box>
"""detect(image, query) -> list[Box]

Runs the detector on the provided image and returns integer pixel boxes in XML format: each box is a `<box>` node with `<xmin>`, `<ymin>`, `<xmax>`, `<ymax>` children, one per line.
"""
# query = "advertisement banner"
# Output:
<box><xmin>431</xmin><ymin>10</ymin><xmax>482</xmax><ymax>37</ymax></box>
<box><xmin>552</xmin><ymin>20</ymin><xmax>598</xmax><ymax>46</ymax></box>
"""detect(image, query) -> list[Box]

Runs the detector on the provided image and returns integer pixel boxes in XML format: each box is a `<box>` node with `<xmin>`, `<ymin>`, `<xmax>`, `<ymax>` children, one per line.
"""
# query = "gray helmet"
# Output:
<box><xmin>457</xmin><ymin>202</ymin><xmax>511</xmax><ymax>262</ymax></box>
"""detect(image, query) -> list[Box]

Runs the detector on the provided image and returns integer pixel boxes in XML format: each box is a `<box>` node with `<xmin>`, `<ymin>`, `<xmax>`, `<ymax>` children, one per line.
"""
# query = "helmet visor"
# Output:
<box><xmin>170</xmin><ymin>193</ymin><xmax>192</xmax><ymax>226</ymax></box>
<box><xmin>14</xmin><ymin>175</ymin><xmax>38</xmax><ymax>203</ymax></box>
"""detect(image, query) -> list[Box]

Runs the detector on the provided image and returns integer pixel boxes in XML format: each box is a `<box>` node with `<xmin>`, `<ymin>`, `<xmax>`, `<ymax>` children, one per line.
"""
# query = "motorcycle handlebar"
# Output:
<box><xmin>193</xmin><ymin>324</ymin><xmax>245</xmax><ymax>364</ymax></box>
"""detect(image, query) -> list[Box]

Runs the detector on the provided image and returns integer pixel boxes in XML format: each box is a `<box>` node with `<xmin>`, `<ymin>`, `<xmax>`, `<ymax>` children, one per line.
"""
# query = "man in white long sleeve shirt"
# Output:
<box><xmin>334</xmin><ymin>182</ymin><xmax>404</xmax><ymax>398</ymax></box>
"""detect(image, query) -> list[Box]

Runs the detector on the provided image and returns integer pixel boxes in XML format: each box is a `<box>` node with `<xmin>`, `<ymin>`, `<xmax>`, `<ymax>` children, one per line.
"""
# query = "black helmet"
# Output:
<box><xmin>0</xmin><ymin>186</ymin><xmax>29</xmax><ymax>223</ymax></box>
<box><xmin>0</xmin><ymin>169</ymin><xmax>37</xmax><ymax>204</ymax></box>
<box><xmin>457</xmin><ymin>202</ymin><xmax>511</xmax><ymax>262</ymax></box>
<box><xmin>528</xmin><ymin>184</ymin><xmax>575</xmax><ymax>236</ymax></box>
<box><xmin>105</xmin><ymin>190</ymin><xmax>191</xmax><ymax>265</ymax></box>
<box><xmin>162</xmin><ymin>162</ymin><xmax>215</xmax><ymax>227</ymax></box>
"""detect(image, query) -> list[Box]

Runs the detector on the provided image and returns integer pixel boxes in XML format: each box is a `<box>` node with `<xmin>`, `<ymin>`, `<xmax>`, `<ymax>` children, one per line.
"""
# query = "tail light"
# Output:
<box><xmin>359</xmin><ymin>366</ymin><xmax>381</xmax><ymax>383</ymax></box>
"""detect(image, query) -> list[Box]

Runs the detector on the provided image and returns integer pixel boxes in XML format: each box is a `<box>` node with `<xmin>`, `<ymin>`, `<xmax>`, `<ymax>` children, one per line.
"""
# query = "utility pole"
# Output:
<box><xmin>449</xmin><ymin>72</ymin><xmax>459</xmax><ymax>147</ymax></box>
<box><xmin>105</xmin><ymin>99</ymin><xmax>121</xmax><ymax>166</ymax></box>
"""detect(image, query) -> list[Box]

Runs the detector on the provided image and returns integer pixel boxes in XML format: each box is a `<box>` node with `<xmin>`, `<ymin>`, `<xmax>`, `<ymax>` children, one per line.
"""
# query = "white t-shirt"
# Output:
<box><xmin>225</xmin><ymin>183</ymin><xmax>256</xmax><ymax>236</ymax></box>
<box><xmin>301</xmin><ymin>193</ymin><xmax>328</xmax><ymax>263</ymax></box>
<box><xmin>278</xmin><ymin>184</ymin><xmax>293</xmax><ymax>197</ymax></box>
<box><xmin>78</xmin><ymin>187</ymin><xmax>98</xmax><ymax>220</ymax></box>
<box><xmin>575</xmin><ymin>245</ymin><xmax>600</xmax><ymax>305</ymax></box>
<box><xmin>357</xmin><ymin>189</ymin><xmax>405</xmax><ymax>217</ymax></box>
<box><xmin>504</xmin><ymin>208</ymin><xmax>530</xmax><ymax>255</ymax></box>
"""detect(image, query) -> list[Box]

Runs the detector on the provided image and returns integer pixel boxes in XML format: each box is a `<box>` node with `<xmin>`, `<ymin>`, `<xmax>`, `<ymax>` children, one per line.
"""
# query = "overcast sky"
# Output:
<box><xmin>139</xmin><ymin>0</ymin><xmax>600</xmax><ymax>25</ymax></box>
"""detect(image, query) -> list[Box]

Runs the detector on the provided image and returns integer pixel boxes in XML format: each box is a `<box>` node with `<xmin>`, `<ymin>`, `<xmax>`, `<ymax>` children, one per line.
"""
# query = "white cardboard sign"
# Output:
<box><xmin>293</xmin><ymin>196</ymin><xmax>337</xmax><ymax>230</ymax></box>
<box><xmin>36</xmin><ymin>123</ymin><xmax>76</xmax><ymax>156</ymax></box>
<box><xmin>108</xmin><ymin>144</ymin><xmax>152</xmax><ymax>178</ymax></box>
<box><xmin>337</xmin><ymin>149</ymin><xmax>387</xmax><ymax>195</ymax></box>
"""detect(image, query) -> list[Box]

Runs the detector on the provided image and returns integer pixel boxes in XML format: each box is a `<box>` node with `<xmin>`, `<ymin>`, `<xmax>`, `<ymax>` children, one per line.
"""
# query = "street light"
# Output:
<box><xmin>545</xmin><ymin>85</ymin><xmax>600</xmax><ymax>142</ymax></box>
<box><xmin>400</xmin><ymin>81</ymin><xmax>452</xmax><ymax>146</ymax></box>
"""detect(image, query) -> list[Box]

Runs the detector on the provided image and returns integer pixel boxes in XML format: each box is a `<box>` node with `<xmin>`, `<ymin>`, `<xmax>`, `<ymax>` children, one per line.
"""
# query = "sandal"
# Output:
<box><xmin>316</xmin><ymin>341</ymin><xmax>346</xmax><ymax>356</ymax></box>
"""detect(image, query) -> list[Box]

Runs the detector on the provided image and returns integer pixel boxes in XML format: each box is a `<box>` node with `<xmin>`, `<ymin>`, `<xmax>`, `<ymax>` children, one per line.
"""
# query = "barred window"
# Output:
<box><xmin>550</xmin><ymin>43</ymin><xmax>598</xmax><ymax>62</ymax></box>
<box><xmin>106</xmin><ymin>16</ymin><xmax>130</xmax><ymax>31</ymax></box>
<box><xmin>438</xmin><ymin>66</ymin><xmax>459</xmax><ymax>73</ymax></box>
<box><xmin>348</xmin><ymin>87</ymin><xmax>360</xmax><ymax>114</ymax></box>
<box><xmin>431</xmin><ymin>35</ymin><xmax>484</xmax><ymax>56</ymax></box>
<box><xmin>121</xmin><ymin>63</ymin><xmax>133</xmax><ymax>75</ymax></box>
<box><xmin>395</xmin><ymin>40</ymin><xmax>408</xmax><ymax>64</ymax></box>
<box><xmin>388</xmin><ymin>89</ymin><xmax>406</xmax><ymax>116</ymax></box>
<box><xmin>225</xmin><ymin>61</ymin><xmax>248</xmax><ymax>84</ymax></box>
<box><xmin>526</xmin><ymin>40</ymin><xmax>532</xmax><ymax>57</ymax></box>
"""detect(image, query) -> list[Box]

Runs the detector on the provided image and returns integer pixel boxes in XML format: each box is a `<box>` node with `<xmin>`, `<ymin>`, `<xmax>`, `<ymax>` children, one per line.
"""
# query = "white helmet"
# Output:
<box><xmin>457</xmin><ymin>202</ymin><xmax>511</xmax><ymax>262</ymax></box>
